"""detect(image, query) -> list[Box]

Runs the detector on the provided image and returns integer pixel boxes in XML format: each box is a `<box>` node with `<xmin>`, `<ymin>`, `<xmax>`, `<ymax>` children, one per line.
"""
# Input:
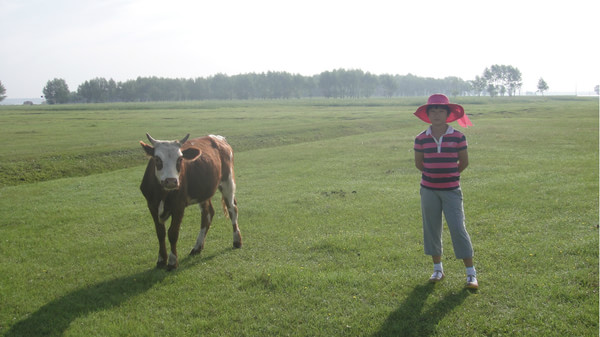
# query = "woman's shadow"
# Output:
<box><xmin>373</xmin><ymin>283</ymin><xmax>471</xmax><ymax>337</ymax></box>
<box><xmin>5</xmin><ymin>251</ymin><xmax>224</xmax><ymax>337</ymax></box>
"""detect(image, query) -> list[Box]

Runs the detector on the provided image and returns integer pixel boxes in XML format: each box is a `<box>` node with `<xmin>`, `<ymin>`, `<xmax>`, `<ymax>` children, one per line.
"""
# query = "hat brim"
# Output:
<box><xmin>414</xmin><ymin>103</ymin><xmax>465</xmax><ymax>124</ymax></box>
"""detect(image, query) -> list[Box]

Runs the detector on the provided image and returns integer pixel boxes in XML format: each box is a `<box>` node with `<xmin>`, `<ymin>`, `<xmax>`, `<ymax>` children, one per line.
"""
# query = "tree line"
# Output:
<box><xmin>40</xmin><ymin>65</ymin><xmax>526</xmax><ymax>104</ymax></box>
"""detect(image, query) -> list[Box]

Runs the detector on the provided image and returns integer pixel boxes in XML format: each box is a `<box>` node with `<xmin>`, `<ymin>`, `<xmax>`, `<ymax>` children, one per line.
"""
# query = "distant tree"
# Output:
<box><xmin>209</xmin><ymin>74</ymin><xmax>232</xmax><ymax>100</ymax></box>
<box><xmin>77</xmin><ymin>77</ymin><xmax>115</xmax><ymax>103</ymax></box>
<box><xmin>594</xmin><ymin>85</ymin><xmax>599</xmax><ymax>95</ymax></box>
<box><xmin>444</xmin><ymin>76</ymin><xmax>469</xmax><ymax>96</ymax></box>
<box><xmin>486</xmin><ymin>84</ymin><xmax>498</xmax><ymax>97</ymax></box>
<box><xmin>118</xmin><ymin>80</ymin><xmax>138</xmax><ymax>101</ymax></box>
<box><xmin>53</xmin><ymin>69</ymin><xmax>506</xmax><ymax>103</ymax></box>
<box><xmin>505</xmin><ymin>66</ymin><xmax>523</xmax><ymax>96</ymax></box>
<box><xmin>266</xmin><ymin>71</ymin><xmax>294</xmax><ymax>99</ymax></box>
<box><xmin>43</xmin><ymin>78</ymin><xmax>70</xmax><ymax>104</ymax></box>
<box><xmin>318</xmin><ymin>70</ymin><xmax>338</xmax><ymax>98</ymax></box>
<box><xmin>232</xmin><ymin>74</ymin><xmax>254</xmax><ymax>100</ymax></box>
<box><xmin>317</xmin><ymin>69</ymin><xmax>381</xmax><ymax>98</ymax></box>
<box><xmin>360</xmin><ymin>72</ymin><xmax>378</xmax><ymax>98</ymax></box>
<box><xmin>499</xmin><ymin>85</ymin><xmax>507</xmax><ymax>96</ymax></box>
<box><xmin>483</xmin><ymin>65</ymin><xmax>522</xmax><ymax>96</ymax></box>
<box><xmin>483</xmin><ymin>67</ymin><xmax>499</xmax><ymax>95</ymax></box>
<box><xmin>338</xmin><ymin>69</ymin><xmax>360</xmax><ymax>98</ymax></box>
<box><xmin>379</xmin><ymin>74</ymin><xmax>397</xmax><ymax>97</ymax></box>
<box><xmin>293</xmin><ymin>74</ymin><xmax>317</xmax><ymax>98</ymax></box>
<box><xmin>470</xmin><ymin>76</ymin><xmax>487</xmax><ymax>96</ymax></box>
<box><xmin>189</xmin><ymin>77</ymin><xmax>209</xmax><ymax>100</ymax></box>
<box><xmin>537</xmin><ymin>78</ymin><xmax>549</xmax><ymax>96</ymax></box>
<box><xmin>0</xmin><ymin>80</ymin><xmax>6</xmax><ymax>102</ymax></box>
<box><xmin>396</xmin><ymin>73</ymin><xmax>421</xmax><ymax>96</ymax></box>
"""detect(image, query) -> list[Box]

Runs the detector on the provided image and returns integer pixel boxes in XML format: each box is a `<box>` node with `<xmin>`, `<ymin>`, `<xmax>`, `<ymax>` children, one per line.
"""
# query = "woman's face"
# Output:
<box><xmin>427</xmin><ymin>106</ymin><xmax>449</xmax><ymax>125</ymax></box>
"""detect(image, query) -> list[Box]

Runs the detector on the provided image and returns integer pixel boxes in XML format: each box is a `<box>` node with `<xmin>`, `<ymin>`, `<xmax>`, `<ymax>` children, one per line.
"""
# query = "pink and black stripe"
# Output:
<box><xmin>414</xmin><ymin>129</ymin><xmax>467</xmax><ymax>190</ymax></box>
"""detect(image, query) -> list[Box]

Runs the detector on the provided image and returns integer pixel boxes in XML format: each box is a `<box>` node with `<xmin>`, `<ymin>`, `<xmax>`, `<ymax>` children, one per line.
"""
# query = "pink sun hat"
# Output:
<box><xmin>414</xmin><ymin>94</ymin><xmax>473</xmax><ymax>127</ymax></box>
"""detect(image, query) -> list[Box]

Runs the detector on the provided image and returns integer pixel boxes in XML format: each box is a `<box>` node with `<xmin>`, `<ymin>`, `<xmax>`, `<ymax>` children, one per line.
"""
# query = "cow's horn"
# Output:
<box><xmin>146</xmin><ymin>133</ymin><xmax>157</xmax><ymax>145</ymax></box>
<box><xmin>179</xmin><ymin>134</ymin><xmax>190</xmax><ymax>145</ymax></box>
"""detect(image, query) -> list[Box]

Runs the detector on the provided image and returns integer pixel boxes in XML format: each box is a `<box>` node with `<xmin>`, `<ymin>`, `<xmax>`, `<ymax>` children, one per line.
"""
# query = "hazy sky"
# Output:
<box><xmin>1</xmin><ymin>0</ymin><xmax>598</xmax><ymax>98</ymax></box>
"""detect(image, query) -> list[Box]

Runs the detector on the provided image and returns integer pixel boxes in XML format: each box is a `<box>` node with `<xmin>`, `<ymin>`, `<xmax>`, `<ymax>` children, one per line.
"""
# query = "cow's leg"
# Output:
<box><xmin>154</xmin><ymin>220</ymin><xmax>168</xmax><ymax>269</ymax></box>
<box><xmin>151</xmin><ymin>201</ymin><xmax>168</xmax><ymax>269</ymax></box>
<box><xmin>166</xmin><ymin>210</ymin><xmax>184</xmax><ymax>271</ymax></box>
<box><xmin>190</xmin><ymin>200</ymin><xmax>215</xmax><ymax>255</ymax></box>
<box><xmin>220</xmin><ymin>173</ymin><xmax>242</xmax><ymax>248</ymax></box>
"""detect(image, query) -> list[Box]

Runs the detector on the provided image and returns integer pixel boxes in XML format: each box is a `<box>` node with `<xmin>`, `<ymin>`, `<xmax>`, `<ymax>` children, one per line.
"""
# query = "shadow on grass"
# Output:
<box><xmin>5</xmin><ymin>250</ymin><xmax>227</xmax><ymax>337</ymax></box>
<box><xmin>373</xmin><ymin>283</ymin><xmax>471</xmax><ymax>337</ymax></box>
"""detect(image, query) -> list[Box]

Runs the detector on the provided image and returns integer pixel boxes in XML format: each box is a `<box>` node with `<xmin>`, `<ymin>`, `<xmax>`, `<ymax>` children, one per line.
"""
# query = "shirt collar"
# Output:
<box><xmin>425</xmin><ymin>125</ymin><xmax>455</xmax><ymax>136</ymax></box>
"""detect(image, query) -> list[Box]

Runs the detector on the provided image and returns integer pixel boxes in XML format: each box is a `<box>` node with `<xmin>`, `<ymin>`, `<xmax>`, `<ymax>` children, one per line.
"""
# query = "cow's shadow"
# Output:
<box><xmin>372</xmin><ymin>283</ymin><xmax>471</xmax><ymax>337</ymax></box>
<box><xmin>5</xmin><ymin>250</ymin><xmax>226</xmax><ymax>337</ymax></box>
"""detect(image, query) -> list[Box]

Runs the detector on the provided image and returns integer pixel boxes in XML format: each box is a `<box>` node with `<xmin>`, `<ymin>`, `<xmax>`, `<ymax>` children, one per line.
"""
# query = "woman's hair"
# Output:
<box><xmin>426</xmin><ymin>104</ymin><xmax>451</xmax><ymax>115</ymax></box>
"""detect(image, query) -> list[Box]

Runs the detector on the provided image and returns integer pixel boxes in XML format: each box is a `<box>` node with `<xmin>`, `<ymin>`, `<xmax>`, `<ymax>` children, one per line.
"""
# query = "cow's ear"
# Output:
<box><xmin>182</xmin><ymin>148</ymin><xmax>201</xmax><ymax>160</ymax></box>
<box><xmin>140</xmin><ymin>141</ymin><xmax>154</xmax><ymax>156</ymax></box>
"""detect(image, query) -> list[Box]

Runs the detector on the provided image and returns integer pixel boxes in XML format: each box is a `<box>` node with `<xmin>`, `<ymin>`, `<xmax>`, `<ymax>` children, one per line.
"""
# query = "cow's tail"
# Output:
<box><xmin>221</xmin><ymin>196</ymin><xmax>230</xmax><ymax>219</ymax></box>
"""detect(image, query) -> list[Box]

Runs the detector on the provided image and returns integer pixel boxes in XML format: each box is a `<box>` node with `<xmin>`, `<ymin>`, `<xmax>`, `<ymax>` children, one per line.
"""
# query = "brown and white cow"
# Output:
<box><xmin>140</xmin><ymin>133</ymin><xmax>242</xmax><ymax>270</ymax></box>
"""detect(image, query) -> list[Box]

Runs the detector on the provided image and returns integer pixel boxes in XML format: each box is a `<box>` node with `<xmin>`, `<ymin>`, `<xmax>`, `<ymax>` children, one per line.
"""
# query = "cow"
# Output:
<box><xmin>140</xmin><ymin>133</ymin><xmax>242</xmax><ymax>270</ymax></box>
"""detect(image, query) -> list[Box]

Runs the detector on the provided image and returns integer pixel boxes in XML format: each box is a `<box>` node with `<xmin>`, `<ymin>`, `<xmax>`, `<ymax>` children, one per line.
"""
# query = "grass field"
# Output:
<box><xmin>0</xmin><ymin>97</ymin><xmax>598</xmax><ymax>336</ymax></box>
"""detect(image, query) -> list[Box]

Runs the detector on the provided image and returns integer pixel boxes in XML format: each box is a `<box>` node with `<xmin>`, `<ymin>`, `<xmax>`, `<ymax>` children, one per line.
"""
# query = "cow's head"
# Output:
<box><xmin>140</xmin><ymin>133</ymin><xmax>201</xmax><ymax>190</ymax></box>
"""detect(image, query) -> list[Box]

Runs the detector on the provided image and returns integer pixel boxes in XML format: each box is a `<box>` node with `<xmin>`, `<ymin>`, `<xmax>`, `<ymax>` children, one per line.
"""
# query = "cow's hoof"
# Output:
<box><xmin>156</xmin><ymin>261</ymin><xmax>167</xmax><ymax>269</ymax></box>
<box><xmin>233</xmin><ymin>241</ymin><xmax>242</xmax><ymax>249</ymax></box>
<box><xmin>166</xmin><ymin>264</ymin><xmax>178</xmax><ymax>271</ymax></box>
<box><xmin>189</xmin><ymin>248</ymin><xmax>202</xmax><ymax>256</ymax></box>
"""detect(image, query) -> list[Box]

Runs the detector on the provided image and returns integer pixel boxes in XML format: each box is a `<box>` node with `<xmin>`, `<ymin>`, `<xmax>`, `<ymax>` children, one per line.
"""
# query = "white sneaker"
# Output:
<box><xmin>429</xmin><ymin>270</ymin><xmax>444</xmax><ymax>282</ymax></box>
<box><xmin>466</xmin><ymin>275</ymin><xmax>478</xmax><ymax>289</ymax></box>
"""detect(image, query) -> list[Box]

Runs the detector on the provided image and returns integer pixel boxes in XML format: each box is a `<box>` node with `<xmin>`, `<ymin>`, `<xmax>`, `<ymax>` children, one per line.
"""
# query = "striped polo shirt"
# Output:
<box><xmin>414</xmin><ymin>126</ymin><xmax>467</xmax><ymax>190</ymax></box>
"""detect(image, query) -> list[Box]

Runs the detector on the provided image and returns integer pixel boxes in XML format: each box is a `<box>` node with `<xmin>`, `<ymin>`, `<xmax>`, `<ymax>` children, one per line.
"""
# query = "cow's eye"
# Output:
<box><xmin>154</xmin><ymin>156</ymin><xmax>163</xmax><ymax>170</ymax></box>
<box><xmin>176</xmin><ymin>157</ymin><xmax>183</xmax><ymax>171</ymax></box>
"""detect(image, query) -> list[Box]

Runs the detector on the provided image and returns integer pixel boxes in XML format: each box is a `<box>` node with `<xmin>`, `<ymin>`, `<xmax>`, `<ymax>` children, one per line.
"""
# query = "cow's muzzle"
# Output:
<box><xmin>161</xmin><ymin>178</ymin><xmax>179</xmax><ymax>190</ymax></box>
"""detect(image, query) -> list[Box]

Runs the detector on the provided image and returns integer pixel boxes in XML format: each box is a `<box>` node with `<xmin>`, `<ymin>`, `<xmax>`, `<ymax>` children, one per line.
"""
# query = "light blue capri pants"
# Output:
<box><xmin>420</xmin><ymin>187</ymin><xmax>474</xmax><ymax>259</ymax></box>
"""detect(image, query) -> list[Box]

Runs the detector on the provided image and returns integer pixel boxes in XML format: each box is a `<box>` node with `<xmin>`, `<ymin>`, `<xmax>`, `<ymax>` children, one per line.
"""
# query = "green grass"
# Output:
<box><xmin>0</xmin><ymin>97</ymin><xmax>598</xmax><ymax>336</ymax></box>
<box><xmin>0</xmin><ymin>99</ymin><xmax>409</xmax><ymax>187</ymax></box>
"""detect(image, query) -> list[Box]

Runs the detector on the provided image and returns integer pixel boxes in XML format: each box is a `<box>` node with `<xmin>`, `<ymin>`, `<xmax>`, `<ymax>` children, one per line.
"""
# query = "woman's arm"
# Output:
<box><xmin>458</xmin><ymin>149</ymin><xmax>469</xmax><ymax>173</ymax></box>
<box><xmin>415</xmin><ymin>151</ymin><xmax>425</xmax><ymax>172</ymax></box>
